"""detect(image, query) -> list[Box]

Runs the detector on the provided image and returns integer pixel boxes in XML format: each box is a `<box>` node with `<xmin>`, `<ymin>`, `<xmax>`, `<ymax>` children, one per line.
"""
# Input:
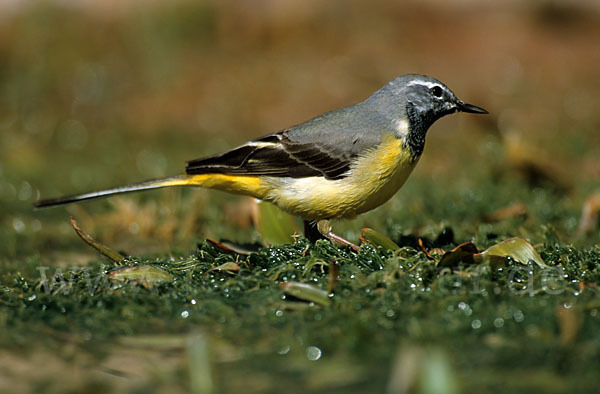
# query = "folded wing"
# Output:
<box><xmin>185</xmin><ymin>131</ymin><xmax>353</xmax><ymax>180</ymax></box>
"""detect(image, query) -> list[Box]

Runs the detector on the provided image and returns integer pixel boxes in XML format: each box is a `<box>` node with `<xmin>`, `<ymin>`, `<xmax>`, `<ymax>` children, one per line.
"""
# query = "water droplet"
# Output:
<box><xmin>181</xmin><ymin>310</ymin><xmax>190</xmax><ymax>319</ymax></box>
<box><xmin>12</xmin><ymin>218</ymin><xmax>25</xmax><ymax>233</ymax></box>
<box><xmin>191</xmin><ymin>299</ymin><xmax>197</xmax><ymax>305</ymax></box>
<box><xmin>513</xmin><ymin>310</ymin><xmax>524</xmax><ymax>322</ymax></box>
<box><xmin>306</xmin><ymin>346</ymin><xmax>322</xmax><ymax>361</ymax></box>
<box><xmin>18</xmin><ymin>181</ymin><xmax>32</xmax><ymax>201</ymax></box>
<box><xmin>562</xmin><ymin>302</ymin><xmax>574</xmax><ymax>309</ymax></box>
<box><xmin>493</xmin><ymin>287</ymin><xmax>502</xmax><ymax>295</ymax></box>
<box><xmin>471</xmin><ymin>319</ymin><xmax>482</xmax><ymax>329</ymax></box>
<box><xmin>275</xmin><ymin>310</ymin><xmax>283</xmax><ymax>317</ymax></box>
<box><xmin>27</xmin><ymin>294</ymin><xmax>37</xmax><ymax>301</ymax></box>
<box><xmin>493</xmin><ymin>317</ymin><xmax>504</xmax><ymax>328</ymax></box>
<box><xmin>386</xmin><ymin>309</ymin><xmax>395</xmax><ymax>318</ymax></box>
<box><xmin>277</xmin><ymin>345</ymin><xmax>290</xmax><ymax>355</ymax></box>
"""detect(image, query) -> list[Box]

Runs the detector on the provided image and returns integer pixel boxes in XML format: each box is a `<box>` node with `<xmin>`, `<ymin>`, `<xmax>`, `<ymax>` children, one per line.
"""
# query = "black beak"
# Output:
<box><xmin>457</xmin><ymin>101</ymin><xmax>488</xmax><ymax>114</ymax></box>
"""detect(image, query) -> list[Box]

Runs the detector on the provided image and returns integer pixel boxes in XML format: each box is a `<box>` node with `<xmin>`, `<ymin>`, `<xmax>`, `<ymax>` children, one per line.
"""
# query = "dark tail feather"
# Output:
<box><xmin>33</xmin><ymin>175</ymin><xmax>190</xmax><ymax>208</ymax></box>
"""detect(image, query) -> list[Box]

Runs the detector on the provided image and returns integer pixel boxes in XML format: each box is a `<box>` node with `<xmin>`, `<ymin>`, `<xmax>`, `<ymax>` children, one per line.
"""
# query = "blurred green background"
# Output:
<box><xmin>1</xmin><ymin>0</ymin><xmax>600</xmax><ymax>392</ymax></box>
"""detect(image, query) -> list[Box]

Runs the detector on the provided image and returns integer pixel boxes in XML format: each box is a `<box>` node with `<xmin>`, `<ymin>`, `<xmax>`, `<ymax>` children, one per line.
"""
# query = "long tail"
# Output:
<box><xmin>34</xmin><ymin>173</ymin><xmax>268</xmax><ymax>208</ymax></box>
<box><xmin>33</xmin><ymin>175</ymin><xmax>192</xmax><ymax>208</ymax></box>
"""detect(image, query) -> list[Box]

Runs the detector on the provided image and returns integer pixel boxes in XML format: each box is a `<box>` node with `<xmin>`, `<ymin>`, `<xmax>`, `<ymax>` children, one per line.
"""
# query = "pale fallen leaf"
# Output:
<box><xmin>280</xmin><ymin>282</ymin><xmax>330</xmax><ymax>306</ymax></box>
<box><xmin>360</xmin><ymin>228</ymin><xmax>400</xmax><ymax>250</ymax></box>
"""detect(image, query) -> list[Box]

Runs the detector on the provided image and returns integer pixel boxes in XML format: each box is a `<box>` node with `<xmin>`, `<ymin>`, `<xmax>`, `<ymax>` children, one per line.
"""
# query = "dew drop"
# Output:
<box><xmin>306</xmin><ymin>346</ymin><xmax>322</xmax><ymax>361</ymax></box>
<box><xmin>513</xmin><ymin>310</ymin><xmax>524</xmax><ymax>322</ymax></box>
<box><xmin>12</xmin><ymin>218</ymin><xmax>25</xmax><ymax>233</ymax></box>
<box><xmin>277</xmin><ymin>345</ymin><xmax>290</xmax><ymax>355</ymax></box>
<box><xmin>18</xmin><ymin>181</ymin><xmax>32</xmax><ymax>201</ymax></box>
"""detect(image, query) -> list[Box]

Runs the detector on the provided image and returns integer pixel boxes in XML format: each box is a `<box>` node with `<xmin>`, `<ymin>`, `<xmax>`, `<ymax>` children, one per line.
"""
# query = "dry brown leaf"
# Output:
<box><xmin>70</xmin><ymin>217</ymin><xmax>125</xmax><ymax>264</ymax></box>
<box><xmin>483</xmin><ymin>202</ymin><xmax>528</xmax><ymax>223</ymax></box>
<box><xmin>437</xmin><ymin>237</ymin><xmax>545</xmax><ymax>269</ymax></box>
<box><xmin>557</xmin><ymin>305</ymin><xmax>580</xmax><ymax>346</ymax></box>
<box><xmin>577</xmin><ymin>192</ymin><xmax>600</xmax><ymax>235</ymax></box>
<box><xmin>437</xmin><ymin>242</ymin><xmax>480</xmax><ymax>268</ymax></box>
<box><xmin>504</xmin><ymin>133</ymin><xmax>573</xmax><ymax>193</ymax></box>
<box><xmin>205</xmin><ymin>238</ymin><xmax>258</xmax><ymax>255</ymax></box>
<box><xmin>328</xmin><ymin>260</ymin><xmax>339</xmax><ymax>294</ymax></box>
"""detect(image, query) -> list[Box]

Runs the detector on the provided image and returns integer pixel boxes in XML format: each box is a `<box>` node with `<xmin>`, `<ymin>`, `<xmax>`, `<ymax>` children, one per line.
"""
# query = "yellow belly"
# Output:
<box><xmin>264</xmin><ymin>135</ymin><xmax>417</xmax><ymax>220</ymax></box>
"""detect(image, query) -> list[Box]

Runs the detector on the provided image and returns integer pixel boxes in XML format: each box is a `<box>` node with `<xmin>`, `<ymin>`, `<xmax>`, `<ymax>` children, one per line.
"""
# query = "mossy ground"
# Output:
<box><xmin>1</xmin><ymin>2</ymin><xmax>600</xmax><ymax>393</ymax></box>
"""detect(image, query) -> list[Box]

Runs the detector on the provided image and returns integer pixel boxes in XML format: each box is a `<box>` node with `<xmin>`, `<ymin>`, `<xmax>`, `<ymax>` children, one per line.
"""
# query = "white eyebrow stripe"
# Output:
<box><xmin>407</xmin><ymin>80</ymin><xmax>444</xmax><ymax>90</ymax></box>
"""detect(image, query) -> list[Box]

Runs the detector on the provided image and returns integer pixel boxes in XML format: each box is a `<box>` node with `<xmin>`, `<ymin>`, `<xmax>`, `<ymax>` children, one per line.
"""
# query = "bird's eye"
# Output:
<box><xmin>430</xmin><ymin>86</ymin><xmax>443</xmax><ymax>98</ymax></box>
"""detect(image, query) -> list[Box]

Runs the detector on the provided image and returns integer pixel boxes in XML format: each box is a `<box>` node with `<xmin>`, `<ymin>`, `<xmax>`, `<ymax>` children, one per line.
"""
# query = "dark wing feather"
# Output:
<box><xmin>185</xmin><ymin>131</ymin><xmax>353</xmax><ymax>180</ymax></box>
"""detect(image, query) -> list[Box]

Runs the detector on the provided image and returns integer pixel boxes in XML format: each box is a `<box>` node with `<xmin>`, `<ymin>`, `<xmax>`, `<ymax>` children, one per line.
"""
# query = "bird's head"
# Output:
<box><xmin>368</xmin><ymin>74</ymin><xmax>488</xmax><ymax>157</ymax></box>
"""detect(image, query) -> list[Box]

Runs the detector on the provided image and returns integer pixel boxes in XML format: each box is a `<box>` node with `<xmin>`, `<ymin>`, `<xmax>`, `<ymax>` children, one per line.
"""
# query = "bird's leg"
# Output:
<box><xmin>316</xmin><ymin>220</ymin><xmax>361</xmax><ymax>252</ymax></box>
<box><xmin>303</xmin><ymin>220</ymin><xmax>326</xmax><ymax>243</ymax></box>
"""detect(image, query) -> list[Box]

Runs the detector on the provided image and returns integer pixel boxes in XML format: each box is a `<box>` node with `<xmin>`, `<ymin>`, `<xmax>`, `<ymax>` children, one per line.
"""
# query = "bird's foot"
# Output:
<box><xmin>316</xmin><ymin>220</ymin><xmax>361</xmax><ymax>252</ymax></box>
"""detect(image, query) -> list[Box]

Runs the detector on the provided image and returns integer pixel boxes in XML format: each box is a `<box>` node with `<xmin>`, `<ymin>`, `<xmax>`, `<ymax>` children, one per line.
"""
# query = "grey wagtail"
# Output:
<box><xmin>35</xmin><ymin>74</ymin><xmax>487</xmax><ymax>242</ymax></box>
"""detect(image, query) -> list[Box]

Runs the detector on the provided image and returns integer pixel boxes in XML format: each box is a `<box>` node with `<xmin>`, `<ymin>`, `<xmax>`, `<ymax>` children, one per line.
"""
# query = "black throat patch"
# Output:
<box><xmin>404</xmin><ymin>102</ymin><xmax>429</xmax><ymax>160</ymax></box>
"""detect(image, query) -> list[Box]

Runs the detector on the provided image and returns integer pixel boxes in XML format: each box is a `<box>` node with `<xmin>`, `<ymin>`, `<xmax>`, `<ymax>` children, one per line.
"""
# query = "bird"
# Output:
<box><xmin>35</xmin><ymin>74</ymin><xmax>488</xmax><ymax>244</ymax></box>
